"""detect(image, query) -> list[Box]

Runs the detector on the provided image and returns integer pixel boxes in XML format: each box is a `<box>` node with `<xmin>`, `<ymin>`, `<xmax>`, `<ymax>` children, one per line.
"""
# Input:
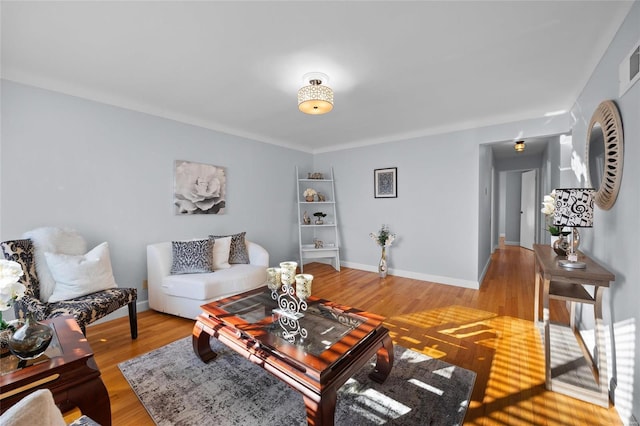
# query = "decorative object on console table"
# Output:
<box><xmin>370</xmin><ymin>224</ymin><xmax>396</xmax><ymax>278</ymax></box>
<box><xmin>374</xmin><ymin>167</ymin><xmax>397</xmax><ymax>198</ymax></box>
<box><xmin>553</xmin><ymin>188</ymin><xmax>595</xmax><ymax>268</ymax></box>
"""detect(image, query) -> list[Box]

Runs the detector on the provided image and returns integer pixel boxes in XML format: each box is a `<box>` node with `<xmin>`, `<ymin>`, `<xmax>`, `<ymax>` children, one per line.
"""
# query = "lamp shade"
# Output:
<box><xmin>298</xmin><ymin>78</ymin><xmax>333</xmax><ymax>115</ymax></box>
<box><xmin>553</xmin><ymin>188</ymin><xmax>595</xmax><ymax>227</ymax></box>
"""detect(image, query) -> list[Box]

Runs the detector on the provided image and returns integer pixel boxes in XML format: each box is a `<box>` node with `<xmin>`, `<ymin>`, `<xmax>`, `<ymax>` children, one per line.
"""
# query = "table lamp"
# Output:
<box><xmin>553</xmin><ymin>188</ymin><xmax>595</xmax><ymax>269</ymax></box>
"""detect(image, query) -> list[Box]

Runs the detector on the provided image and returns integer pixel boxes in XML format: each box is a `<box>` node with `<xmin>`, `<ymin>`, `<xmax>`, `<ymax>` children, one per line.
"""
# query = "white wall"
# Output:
<box><xmin>1</xmin><ymin>81</ymin><xmax>312</xmax><ymax>306</ymax></box>
<box><xmin>565</xmin><ymin>3</ymin><xmax>639</xmax><ymax>423</ymax></box>
<box><xmin>313</xmin><ymin>114</ymin><xmax>570</xmax><ymax>289</ymax></box>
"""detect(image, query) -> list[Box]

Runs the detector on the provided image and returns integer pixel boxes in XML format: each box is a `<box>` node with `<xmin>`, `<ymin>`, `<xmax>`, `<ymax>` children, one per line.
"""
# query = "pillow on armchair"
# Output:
<box><xmin>22</xmin><ymin>227</ymin><xmax>87</xmax><ymax>302</ymax></box>
<box><xmin>45</xmin><ymin>242</ymin><xmax>118</xmax><ymax>303</ymax></box>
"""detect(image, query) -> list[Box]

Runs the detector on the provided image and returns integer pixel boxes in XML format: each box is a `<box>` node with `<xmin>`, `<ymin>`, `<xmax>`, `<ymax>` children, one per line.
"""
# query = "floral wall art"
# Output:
<box><xmin>174</xmin><ymin>160</ymin><xmax>226</xmax><ymax>215</ymax></box>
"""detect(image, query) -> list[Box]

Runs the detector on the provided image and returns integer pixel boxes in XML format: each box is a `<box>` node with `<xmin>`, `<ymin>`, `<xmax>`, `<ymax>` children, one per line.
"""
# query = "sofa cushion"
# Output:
<box><xmin>210</xmin><ymin>232</ymin><xmax>249</xmax><ymax>264</ymax></box>
<box><xmin>162</xmin><ymin>264</ymin><xmax>266</xmax><ymax>300</ymax></box>
<box><xmin>211</xmin><ymin>236</ymin><xmax>231</xmax><ymax>270</ymax></box>
<box><xmin>45</xmin><ymin>242</ymin><xmax>118</xmax><ymax>303</ymax></box>
<box><xmin>170</xmin><ymin>239</ymin><xmax>213</xmax><ymax>274</ymax></box>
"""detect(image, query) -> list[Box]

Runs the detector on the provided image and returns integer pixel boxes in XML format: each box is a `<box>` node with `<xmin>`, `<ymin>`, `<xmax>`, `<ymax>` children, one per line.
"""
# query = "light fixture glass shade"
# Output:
<box><xmin>553</xmin><ymin>188</ymin><xmax>595</xmax><ymax>227</ymax></box>
<box><xmin>298</xmin><ymin>82</ymin><xmax>333</xmax><ymax>115</ymax></box>
<box><xmin>514</xmin><ymin>141</ymin><xmax>525</xmax><ymax>152</ymax></box>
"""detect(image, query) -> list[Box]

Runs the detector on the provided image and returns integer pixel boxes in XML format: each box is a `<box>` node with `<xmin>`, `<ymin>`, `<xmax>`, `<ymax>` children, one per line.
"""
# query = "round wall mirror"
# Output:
<box><xmin>586</xmin><ymin>100</ymin><xmax>624</xmax><ymax>210</ymax></box>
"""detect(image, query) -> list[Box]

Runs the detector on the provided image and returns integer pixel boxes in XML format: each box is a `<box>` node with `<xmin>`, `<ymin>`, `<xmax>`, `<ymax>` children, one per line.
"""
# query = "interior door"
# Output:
<box><xmin>520</xmin><ymin>170</ymin><xmax>536</xmax><ymax>250</ymax></box>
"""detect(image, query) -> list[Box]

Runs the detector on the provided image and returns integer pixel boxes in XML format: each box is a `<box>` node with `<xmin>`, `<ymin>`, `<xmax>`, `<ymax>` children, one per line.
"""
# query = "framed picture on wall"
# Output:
<box><xmin>374</xmin><ymin>167</ymin><xmax>397</xmax><ymax>198</ymax></box>
<box><xmin>174</xmin><ymin>160</ymin><xmax>226</xmax><ymax>214</ymax></box>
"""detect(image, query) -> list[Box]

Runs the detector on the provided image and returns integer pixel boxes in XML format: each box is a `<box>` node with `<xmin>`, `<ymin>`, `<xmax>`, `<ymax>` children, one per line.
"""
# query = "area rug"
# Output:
<box><xmin>118</xmin><ymin>337</ymin><xmax>475</xmax><ymax>425</ymax></box>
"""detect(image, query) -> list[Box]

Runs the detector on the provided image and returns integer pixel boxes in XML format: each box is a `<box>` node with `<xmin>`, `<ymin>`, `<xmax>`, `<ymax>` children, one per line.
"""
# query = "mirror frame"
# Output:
<box><xmin>586</xmin><ymin>100</ymin><xmax>624</xmax><ymax>210</ymax></box>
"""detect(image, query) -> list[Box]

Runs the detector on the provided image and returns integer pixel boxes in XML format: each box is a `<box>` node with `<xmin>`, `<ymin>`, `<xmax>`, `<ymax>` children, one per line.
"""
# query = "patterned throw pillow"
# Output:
<box><xmin>210</xmin><ymin>232</ymin><xmax>249</xmax><ymax>264</ymax></box>
<box><xmin>170</xmin><ymin>239</ymin><xmax>213</xmax><ymax>274</ymax></box>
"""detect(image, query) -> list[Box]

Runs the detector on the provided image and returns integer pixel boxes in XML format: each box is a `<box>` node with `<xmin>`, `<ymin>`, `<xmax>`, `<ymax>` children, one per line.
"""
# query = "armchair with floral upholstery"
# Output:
<box><xmin>0</xmin><ymin>237</ymin><xmax>137</xmax><ymax>338</ymax></box>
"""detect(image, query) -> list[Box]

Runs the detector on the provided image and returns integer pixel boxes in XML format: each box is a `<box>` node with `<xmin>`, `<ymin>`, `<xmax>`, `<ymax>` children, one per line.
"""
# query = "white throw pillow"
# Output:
<box><xmin>45</xmin><ymin>242</ymin><xmax>118</xmax><ymax>303</ymax></box>
<box><xmin>211</xmin><ymin>236</ymin><xmax>232</xmax><ymax>270</ymax></box>
<box><xmin>22</xmin><ymin>227</ymin><xmax>87</xmax><ymax>302</ymax></box>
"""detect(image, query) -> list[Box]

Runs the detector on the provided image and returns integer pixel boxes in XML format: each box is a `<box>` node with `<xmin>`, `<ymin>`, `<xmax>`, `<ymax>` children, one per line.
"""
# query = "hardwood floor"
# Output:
<box><xmin>82</xmin><ymin>245</ymin><xmax>622</xmax><ymax>425</ymax></box>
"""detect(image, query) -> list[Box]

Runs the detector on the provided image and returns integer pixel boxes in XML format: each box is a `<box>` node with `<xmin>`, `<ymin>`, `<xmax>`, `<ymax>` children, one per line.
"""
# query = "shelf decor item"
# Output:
<box><xmin>303</xmin><ymin>188</ymin><xmax>317</xmax><ymax>202</ymax></box>
<box><xmin>370</xmin><ymin>224</ymin><xmax>396</xmax><ymax>278</ymax></box>
<box><xmin>313</xmin><ymin>212</ymin><xmax>326</xmax><ymax>225</ymax></box>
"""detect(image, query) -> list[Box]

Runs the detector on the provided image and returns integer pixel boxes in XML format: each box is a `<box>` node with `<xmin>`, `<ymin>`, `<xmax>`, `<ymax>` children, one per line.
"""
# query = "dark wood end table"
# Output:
<box><xmin>0</xmin><ymin>315</ymin><xmax>111</xmax><ymax>425</ymax></box>
<box><xmin>193</xmin><ymin>287</ymin><xmax>394</xmax><ymax>426</ymax></box>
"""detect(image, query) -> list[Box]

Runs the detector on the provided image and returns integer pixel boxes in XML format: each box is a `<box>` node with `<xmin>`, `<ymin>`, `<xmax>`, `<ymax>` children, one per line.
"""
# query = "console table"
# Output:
<box><xmin>533</xmin><ymin>244</ymin><xmax>614</xmax><ymax>407</ymax></box>
<box><xmin>0</xmin><ymin>316</ymin><xmax>111</xmax><ymax>425</ymax></box>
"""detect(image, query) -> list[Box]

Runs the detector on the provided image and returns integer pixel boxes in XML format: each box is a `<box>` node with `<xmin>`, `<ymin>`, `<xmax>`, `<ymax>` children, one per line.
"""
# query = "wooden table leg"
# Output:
<box><xmin>369</xmin><ymin>333</ymin><xmax>394</xmax><ymax>383</ymax></box>
<box><xmin>543</xmin><ymin>277</ymin><xmax>551</xmax><ymax>388</ymax></box>
<box><xmin>68</xmin><ymin>377</ymin><xmax>111</xmax><ymax>426</ymax></box>
<box><xmin>593</xmin><ymin>286</ymin><xmax>609</xmax><ymax>401</ymax></box>
<box><xmin>192</xmin><ymin>321</ymin><xmax>217</xmax><ymax>363</ymax></box>
<box><xmin>304</xmin><ymin>387</ymin><xmax>337</xmax><ymax>426</ymax></box>
<box><xmin>534</xmin><ymin>261</ymin><xmax>541</xmax><ymax>323</ymax></box>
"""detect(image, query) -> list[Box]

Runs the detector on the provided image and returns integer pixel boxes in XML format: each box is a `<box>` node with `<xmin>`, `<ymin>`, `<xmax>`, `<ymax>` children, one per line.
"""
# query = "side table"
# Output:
<box><xmin>533</xmin><ymin>244</ymin><xmax>614</xmax><ymax>407</ymax></box>
<box><xmin>0</xmin><ymin>315</ymin><xmax>111</xmax><ymax>425</ymax></box>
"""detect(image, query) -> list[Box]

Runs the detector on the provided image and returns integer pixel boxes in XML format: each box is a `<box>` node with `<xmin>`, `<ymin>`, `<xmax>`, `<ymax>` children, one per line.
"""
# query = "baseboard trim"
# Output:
<box><xmin>341</xmin><ymin>261</ymin><xmax>479</xmax><ymax>290</ymax></box>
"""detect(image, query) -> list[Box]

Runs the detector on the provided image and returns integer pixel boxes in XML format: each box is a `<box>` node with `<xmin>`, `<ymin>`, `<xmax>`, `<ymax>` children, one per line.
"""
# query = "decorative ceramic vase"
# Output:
<box><xmin>294</xmin><ymin>274</ymin><xmax>313</xmax><ymax>300</ymax></box>
<box><xmin>378</xmin><ymin>247</ymin><xmax>388</xmax><ymax>278</ymax></box>
<box><xmin>8</xmin><ymin>314</ymin><xmax>53</xmax><ymax>360</ymax></box>
<box><xmin>315</xmin><ymin>218</ymin><xmax>324</xmax><ymax>225</ymax></box>
<box><xmin>305</xmin><ymin>196</ymin><xmax>314</xmax><ymax>202</ymax></box>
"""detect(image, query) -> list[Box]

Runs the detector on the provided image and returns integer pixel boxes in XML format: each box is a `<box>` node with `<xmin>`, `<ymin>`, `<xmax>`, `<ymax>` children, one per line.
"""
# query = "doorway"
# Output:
<box><xmin>520</xmin><ymin>170</ymin><xmax>536</xmax><ymax>250</ymax></box>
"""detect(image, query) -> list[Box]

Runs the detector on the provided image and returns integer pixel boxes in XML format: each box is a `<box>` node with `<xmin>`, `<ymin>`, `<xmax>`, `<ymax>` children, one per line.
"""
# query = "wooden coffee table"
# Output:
<box><xmin>0</xmin><ymin>315</ymin><xmax>111</xmax><ymax>425</ymax></box>
<box><xmin>193</xmin><ymin>287</ymin><xmax>394</xmax><ymax>426</ymax></box>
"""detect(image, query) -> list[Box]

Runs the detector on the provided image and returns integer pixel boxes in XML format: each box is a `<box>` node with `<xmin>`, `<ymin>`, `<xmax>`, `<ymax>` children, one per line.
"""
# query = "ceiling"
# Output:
<box><xmin>1</xmin><ymin>1</ymin><xmax>634</xmax><ymax>153</ymax></box>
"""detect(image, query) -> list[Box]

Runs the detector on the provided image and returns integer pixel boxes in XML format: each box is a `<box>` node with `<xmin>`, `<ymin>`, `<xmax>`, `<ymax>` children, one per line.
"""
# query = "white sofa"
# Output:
<box><xmin>147</xmin><ymin>240</ymin><xmax>268</xmax><ymax>319</ymax></box>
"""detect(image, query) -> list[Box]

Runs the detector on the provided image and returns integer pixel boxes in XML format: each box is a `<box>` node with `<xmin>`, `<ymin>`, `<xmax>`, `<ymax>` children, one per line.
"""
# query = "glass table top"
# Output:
<box><xmin>216</xmin><ymin>290</ymin><xmax>367</xmax><ymax>357</ymax></box>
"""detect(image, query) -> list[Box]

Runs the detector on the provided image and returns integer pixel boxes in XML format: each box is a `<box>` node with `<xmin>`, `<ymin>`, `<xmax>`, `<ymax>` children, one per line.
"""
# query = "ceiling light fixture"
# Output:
<box><xmin>514</xmin><ymin>140</ymin><xmax>526</xmax><ymax>152</ymax></box>
<box><xmin>298</xmin><ymin>72</ymin><xmax>333</xmax><ymax>115</ymax></box>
